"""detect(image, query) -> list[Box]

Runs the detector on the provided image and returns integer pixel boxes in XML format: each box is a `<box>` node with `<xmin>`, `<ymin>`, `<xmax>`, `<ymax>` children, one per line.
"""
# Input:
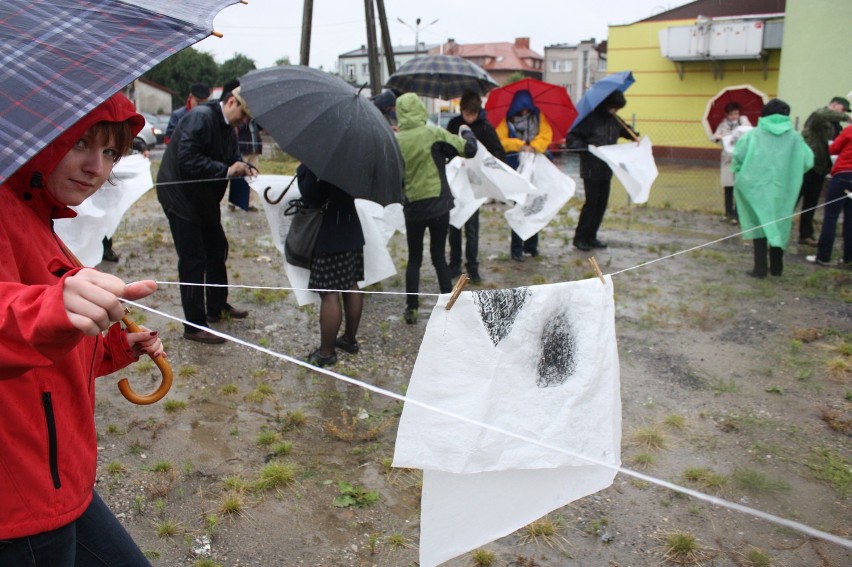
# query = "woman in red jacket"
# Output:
<box><xmin>808</xmin><ymin>125</ymin><xmax>852</xmax><ymax>267</ymax></box>
<box><xmin>0</xmin><ymin>92</ymin><xmax>164</xmax><ymax>565</ymax></box>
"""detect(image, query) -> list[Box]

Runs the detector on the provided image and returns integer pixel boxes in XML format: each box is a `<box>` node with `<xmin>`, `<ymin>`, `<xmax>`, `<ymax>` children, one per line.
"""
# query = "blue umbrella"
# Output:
<box><xmin>570</xmin><ymin>71</ymin><xmax>635</xmax><ymax>131</ymax></box>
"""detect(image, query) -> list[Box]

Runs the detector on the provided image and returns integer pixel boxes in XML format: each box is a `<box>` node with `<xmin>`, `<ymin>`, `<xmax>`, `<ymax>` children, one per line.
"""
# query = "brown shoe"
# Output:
<box><xmin>184</xmin><ymin>330</ymin><xmax>225</xmax><ymax>344</ymax></box>
<box><xmin>208</xmin><ymin>305</ymin><xmax>249</xmax><ymax>323</ymax></box>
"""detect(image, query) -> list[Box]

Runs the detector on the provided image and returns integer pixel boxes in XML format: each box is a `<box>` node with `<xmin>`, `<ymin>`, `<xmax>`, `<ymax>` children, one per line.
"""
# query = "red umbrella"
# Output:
<box><xmin>484</xmin><ymin>78</ymin><xmax>577</xmax><ymax>141</ymax></box>
<box><xmin>702</xmin><ymin>85</ymin><xmax>769</xmax><ymax>137</ymax></box>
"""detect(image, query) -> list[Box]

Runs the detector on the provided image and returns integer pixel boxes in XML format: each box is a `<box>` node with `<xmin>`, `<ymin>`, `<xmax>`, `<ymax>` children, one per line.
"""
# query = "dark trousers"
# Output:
<box><xmin>510</xmin><ymin>231</ymin><xmax>538</xmax><ymax>257</ymax></box>
<box><xmin>0</xmin><ymin>491</ymin><xmax>149</xmax><ymax>566</ymax></box>
<box><xmin>405</xmin><ymin>213</ymin><xmax>452</xmax><ymax>310</ymax></box>
<box><xmin>816</xmin><ymin>172</ymin><xmax>852</xmax><ymax>263</ymax></box>
<box><xmin>723</xmin><ymin>186</ymin><xmax>737</xmax><ymax>219</ymax></box>
<box><xmin>574</xmin><ymin>178</ymin><xmax>611</xmax><ymax>243</ymax></box>
<box><xmin>752</xmin><ymin>237</ymin><xmax>784</xmax><ymax>277</ymax></box>
<box><xmin>164</xmin><ymin>211</ymin><xmax>229</xmax><ymax>331</ymax></box>
<box><xmin>448</xmin><ymin>210</ymin><xmax>479</xmax><ymax>271</ymax></box>
<box><xmin>798</xmin><ymin>169</ymin><xmax>825</xmax><ymax>239</ymax></box>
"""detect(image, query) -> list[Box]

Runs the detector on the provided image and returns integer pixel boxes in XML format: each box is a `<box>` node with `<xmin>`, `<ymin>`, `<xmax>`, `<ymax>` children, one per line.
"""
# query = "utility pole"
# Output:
<box><xmin>374</xmin><ymin>0</ymin><xmax>396</xmax><ymax>76</ymax></box>
<box><xmin>363</xmin><ymin>0</ymin><xmax>382</xmax><ymax>94</ymax></box>
<box><xmin>299</xmin><ymin>0</ymin><xmax>313</xmax><ymax>66</ymax></box>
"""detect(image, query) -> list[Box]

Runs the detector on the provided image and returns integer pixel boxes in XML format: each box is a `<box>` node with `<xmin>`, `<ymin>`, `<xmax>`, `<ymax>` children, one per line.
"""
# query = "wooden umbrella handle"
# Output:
<box><xmin>117</xmin><ymin>315</ymin><xmax>173</xmax><ymax>405</ymax></box>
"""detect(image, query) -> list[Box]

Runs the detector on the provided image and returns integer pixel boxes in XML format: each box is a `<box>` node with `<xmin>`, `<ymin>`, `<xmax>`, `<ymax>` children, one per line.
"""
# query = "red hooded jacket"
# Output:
<box><xmin>829</xmin><ymin>125</ymin><xmax>852</xmax><ymax>175</ymax></box>
<box><xmin>0</xmin><ymin>93</ymin><xmax>144</xmax><ymax>539</ymax></box>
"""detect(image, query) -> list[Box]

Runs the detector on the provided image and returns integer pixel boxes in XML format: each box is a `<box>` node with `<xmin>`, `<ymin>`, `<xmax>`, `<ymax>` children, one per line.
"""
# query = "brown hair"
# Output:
<box><xmin>88</xmin><ymin>120</ymin><xmax>134</xmax><ymax>162</ymax></box>
<box><xmin>460</xmin><ymin>90</ymin><xmax>482</xmax><ymax>114</ymax></box>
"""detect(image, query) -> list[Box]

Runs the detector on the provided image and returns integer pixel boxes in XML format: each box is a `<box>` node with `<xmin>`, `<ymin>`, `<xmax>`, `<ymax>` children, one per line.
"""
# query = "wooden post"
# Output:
<box><xmin>374</xmin><ymin>0</ymin><xmax>396</xmax><ymax>76</ymax></box>
<box><xmin>299</xmin><ymin>0</ymin><xmax>313</xmax><ymax>66</ymax></box>
<box><xmin>363</xmin><ymin>0</ymin><xmax>382</xmax><ymax>94</ymax></box>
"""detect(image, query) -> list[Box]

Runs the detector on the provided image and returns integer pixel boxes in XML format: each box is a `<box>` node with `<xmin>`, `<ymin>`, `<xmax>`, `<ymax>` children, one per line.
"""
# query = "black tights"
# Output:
<box><xmin>317</xmin><ymin>288</ymin><xmax>362</xmax><ymax>356</ymax></box>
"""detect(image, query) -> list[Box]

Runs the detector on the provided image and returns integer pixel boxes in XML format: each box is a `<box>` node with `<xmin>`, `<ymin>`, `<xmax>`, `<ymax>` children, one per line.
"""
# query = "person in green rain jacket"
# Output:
<box><xmin>394</xmin><ymin>93</ymin><xmax>477</xmax><ymax>324</ymax></box>
<box><xmin>732</xmin><ymin>99</ymin><xmax>814</xmax><ymax>278</ymax></box>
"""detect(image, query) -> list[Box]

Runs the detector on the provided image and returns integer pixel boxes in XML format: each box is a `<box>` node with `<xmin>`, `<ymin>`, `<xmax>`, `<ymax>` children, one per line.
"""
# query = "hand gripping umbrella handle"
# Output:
<box><xmin>118</xmin><ymin>315</ymin><xmax>173</xmax><ymax>405</ymax></box>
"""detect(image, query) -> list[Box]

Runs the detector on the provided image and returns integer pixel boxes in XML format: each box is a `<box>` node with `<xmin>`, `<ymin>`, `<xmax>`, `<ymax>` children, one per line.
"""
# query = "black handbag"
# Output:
<box><xmin>284</xmin><ymin>198</ymin><xmax>327</xmax><ymax>269</ymax></box>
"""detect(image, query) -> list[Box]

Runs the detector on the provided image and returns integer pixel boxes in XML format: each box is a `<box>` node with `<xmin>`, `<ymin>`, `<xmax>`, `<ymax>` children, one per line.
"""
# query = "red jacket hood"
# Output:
<box><xmin>7</xmin><ymin>92</ymin><xmax>144</xmax><ymax>194</ymax></box>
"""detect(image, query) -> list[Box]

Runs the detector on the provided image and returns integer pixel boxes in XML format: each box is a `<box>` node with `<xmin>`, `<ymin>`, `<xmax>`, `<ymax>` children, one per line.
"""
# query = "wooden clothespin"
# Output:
<box><xmin>445</xmin><ymin>274</ymin><xmax>469</xmax><ymax>310</ymax></box>
<box><xmin>588</xmin><ymin>257</ymin><xmax>606</xmax><ymax>285</ymax></box>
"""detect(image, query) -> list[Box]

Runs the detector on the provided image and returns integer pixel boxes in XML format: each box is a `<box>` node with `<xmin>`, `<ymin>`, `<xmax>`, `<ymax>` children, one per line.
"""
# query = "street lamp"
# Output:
<box><xmin>397</xmin><ymin>17</ymin><xmax>439</xmax><ymax>54</ymax></box>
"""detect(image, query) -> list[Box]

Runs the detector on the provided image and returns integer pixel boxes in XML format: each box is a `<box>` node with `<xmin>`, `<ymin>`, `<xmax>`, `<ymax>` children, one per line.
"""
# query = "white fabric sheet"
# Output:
<box><xmin>588</xmin><ymin>136</ymin><xmax>658</xmax><ymax>204</ymax></box>
<box><xmin>54</xmin><ymin>154</ymin><xmax>153</xmax><ymax>267</ymax></box>
<box><xmin>447</xmin><ymin>142</ymin><xmax>536</xmax><ymax>205</ymax></box>
<box><xmin>394</xmin><ymin>277</ymin><xmax>621</xmax><ymax>567</ymax></box>
<box><xmin>252</xmin><ymin>174</ymin><xmax>401</xmax><ymax>306</ymax></box>
<box><xmin>504</xmin><ymin>152</ymin><xmax>576</xmax><ymax>241</ymax></box>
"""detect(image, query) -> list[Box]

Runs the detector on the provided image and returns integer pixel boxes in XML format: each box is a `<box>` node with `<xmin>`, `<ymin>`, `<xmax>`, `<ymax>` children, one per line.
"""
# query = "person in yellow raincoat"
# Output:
<box><xmin>495</xmin><ymin>90</ymin><xmax>552</xmax><ymax>261</ymax></box>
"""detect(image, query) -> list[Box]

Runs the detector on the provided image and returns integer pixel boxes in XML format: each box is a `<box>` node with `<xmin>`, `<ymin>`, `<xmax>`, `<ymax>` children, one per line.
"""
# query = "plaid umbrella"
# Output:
<box><xmin>385</xmin><ymin>54</ymin><xmax>499</xmax><ymax>100</ymax></box>
<box><xmin>0</xmin><ymin>0</ymin><xmax>241</xmax><ymax>185</ymax></box>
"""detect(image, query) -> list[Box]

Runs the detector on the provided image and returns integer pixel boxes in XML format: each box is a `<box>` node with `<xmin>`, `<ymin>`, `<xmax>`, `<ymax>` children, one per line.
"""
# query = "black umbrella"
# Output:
<box><xmin>239</xmin><ymin>66</ymin><xmax>404</xmax><ymax>206</ymax></box>
<box><xmin>385</xmin><ymin>54</ymin><xmax>498</xmax><ymax>100</ymax></box>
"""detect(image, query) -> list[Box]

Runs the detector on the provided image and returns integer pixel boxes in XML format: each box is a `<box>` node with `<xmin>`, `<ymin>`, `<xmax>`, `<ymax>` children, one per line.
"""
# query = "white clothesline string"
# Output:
<box><xmin>121</xmin><ymin>297</ymin><xmax>852</xmax><ymax>550</ymax></box>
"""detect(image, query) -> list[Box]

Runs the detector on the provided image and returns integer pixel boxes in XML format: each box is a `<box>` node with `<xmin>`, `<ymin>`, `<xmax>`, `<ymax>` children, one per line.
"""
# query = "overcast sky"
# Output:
<box><xmin>196</xmin><ymin>0</ymin><xmax>692</xmax><ymax>71</ymax></box>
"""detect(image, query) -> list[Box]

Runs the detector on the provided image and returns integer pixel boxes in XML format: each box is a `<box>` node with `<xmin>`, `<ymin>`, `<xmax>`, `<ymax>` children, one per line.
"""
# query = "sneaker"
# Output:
<box><xmin>799</xmin><ymin>237</ymin><xmax>818</xmax><ymax>246</ymax></box>
<box><xmin>335</xmin><ymin>336</ymin><xmax>359</xmax><ymax>354</ymax></box>
<box><xmin>306</xmin><ymin>348</ymin><xmax>337</xmax><ymax>368</ymax></box>
<box><xmin>730</xmin><ymin>218</ymin><xmax>739</xmax><ymax>226</ymax></box>
<box><xmin>403</xmin><ymin>308</ymin><xmax>418</xmax><ymax>325</ymax></box>
<box><xmin>468</xmin><ymin>270</ymin><xmax>482</xmax><ymax>284</ymax></box>
<box><xmin>805</xmin><ymin>255</ymin><xmax>831</xmax><ymax>266</ymax></box>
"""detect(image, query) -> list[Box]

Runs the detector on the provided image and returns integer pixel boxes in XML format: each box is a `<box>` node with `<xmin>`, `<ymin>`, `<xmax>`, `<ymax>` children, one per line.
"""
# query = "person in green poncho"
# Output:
<box><xmin>732</xmin><ymin>99</ymin><xmax>814</xmax><ymax>278</ymax></box>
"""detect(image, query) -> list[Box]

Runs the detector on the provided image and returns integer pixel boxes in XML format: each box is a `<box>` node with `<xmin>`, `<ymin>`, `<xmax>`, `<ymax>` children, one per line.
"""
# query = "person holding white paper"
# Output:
<box><xmin>711</xmin><ymin>102</ymin><xmax>751</xmax><ymax>225</ymax></box>
<box><xmin>568</xmin><ymin>90</ymin><xmax>636</xmax><ymax>251</ymax></box>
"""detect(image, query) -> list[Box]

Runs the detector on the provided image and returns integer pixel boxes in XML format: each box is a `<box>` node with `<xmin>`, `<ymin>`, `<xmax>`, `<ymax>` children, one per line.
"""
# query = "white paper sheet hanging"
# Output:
<box><xmin>447</xmin><ymin>142</ymin><xmax>536</xmax><ymax>205</ymax></box>
<box><xmin>55</xmin><ymin>154</ymin><xmax>153</xmax><ymax>267</ymax></box>
<box><xmin>394</xmin><ymin>277</ymin><xmax>621</xmax><ymax>566</ymax></box>
<box><xmin>589</xmin><ymin>136</ymin><xmax>658</xmax><ymax>204</ymax></box>
<box><xmin>252</xmin><ymin>174</ymin><xmax>400</xmax><ymax>306</ymax></box>
<box><xmin>504</xmin><ymin>152</ymin><xmax>576</xmax><ymax>241</ymax></box>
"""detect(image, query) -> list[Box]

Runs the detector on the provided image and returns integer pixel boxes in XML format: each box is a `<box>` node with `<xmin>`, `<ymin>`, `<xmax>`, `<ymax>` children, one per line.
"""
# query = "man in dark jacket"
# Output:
<box><xmin>569</xmin><ymin>90</ymin><xmax>636</xmax><ymax>251</ymax></box>
<box><xmin>157</xmin><ymin>86</ymin><xmax>254</xmax><ymax>343</ymax></box>
<box><xmin>446</xmin><ymin>90</ymin><xmax>506</xmax><ymax>283</ymax></box>
<box><xmin>796</xmin><ymin>96</ymin><xmax>850</xmax><ymax>246</ymax></box>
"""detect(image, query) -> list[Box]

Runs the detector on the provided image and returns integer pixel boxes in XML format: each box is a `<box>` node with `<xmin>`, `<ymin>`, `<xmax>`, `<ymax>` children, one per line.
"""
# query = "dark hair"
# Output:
<box><xmin>220</xmin><ymin>78</ymin><xmax>240</xmax><ymax>102</ymax></box>
<box><xmin>89</xmin><ymin>120</ymin><xmax>134</xmax><ymax>163</ymax></box>
<box><xmin>723</xmin><ymin>102</ymin><xmax>741</xmax><ymax>114</ymax></box>
<box><xmin>603</xmin><ymin>90</ymin><xmax>626</xmax><ymax>111</ymax></box>
<box><xmin>459</xmin><ymin>90</ymin><xmax>482</xmax><ymax>114</ymax></box>
<box><xmin>761</xmin><ymin>98</ymin><xmax>790</xmax><ymax>117</ymax></box>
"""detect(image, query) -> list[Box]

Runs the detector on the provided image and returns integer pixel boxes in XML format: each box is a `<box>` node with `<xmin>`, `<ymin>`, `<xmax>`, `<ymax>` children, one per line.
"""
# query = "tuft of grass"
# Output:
<box><xmin>270</xmin><ymin>441</ymin><xmax>293</xmax><ymax>457</ymax></box>
<box><xmin>818</xmin><ymin>406</ymin><xmax>851</xmax><ymax>433</ymax></box>
<box><xmin>280</xmin><ymin>409</ymin><xmax>308</xmax><ymax>430</ymax></box>
<box><xmin>384</xmin><ymin>532</ymin><xmax>413</xmax><ymax>549</ymax></box>
<box><xmin>219</xmin><ymin>492</ymin><xmax>245</xmax><ymax>515</ymax></box>
<box><xmin>825</xmin><ymin>357</ymin><xmax>850</xmax><ymax>380</ymax></box>
<box><xmin>177</xmin><ymin>365</ymin><xmax>198</xmax><ymax>377</ymax></box>
<box><xmin>152</xmin><ymin>460</ymin><xmax>173</xmax><ymax>473</ymax></box>
<box><xmin>630</xmin><ymin>452</ymin><xmax>656</xmax><ymax>469</ymax></box>
<box><xmin>745</xmin><ymin>547</ymin><xmax>773</xmax><ymax>566</ymax></box>
<box><xmin>632</xmin><ymin>425</ymin><xmax>666</xmax><ymax>451</ymax></box>
<box><xmin>682</xmin><ymin>467</ymin><xmax>727</xmax><ymax>491</ymax></box>
<box><xmin>106</xmin><ymin>460</ymin><xmax>127</xmax><ymax>476</ymax></box>
<box><xmin>220</xmin><ymin>383</ymin><xmax>238</xmax><ymax>395</ymax></box>
<box><xmin>663</xmin><ymin>414</ymin><xmax>686</xmax><ymax>429</ymax></box>
<box><xmin>163</xmin><ymin>399</ymin><xmax>187</xmax><ymax>413</ymax></box>
<box><xmin>192</xmin><ymin>560</ymin><xmax>223</xmax><ymax>567</ymax></box>
<box><xmin>246</xmin><ymin>383</ymin><xmax>275</xmax><ymax>403</ymax></box>
<box><xmin>805</xmin><ymin>448</ymin><xmax>851</xmax><ymax>498</ymax></box>
<box><xmin>256</xmin><ymin>427</ymin><xmax>280</xmax><ymax>447</ymax></box>
<box><xmin>154</xmin><ymin>519</ymin><xmax>180</xmax><ymax>539</ymax></box>
<box><xmin>105</xmin><ymin>423</ymin><xmax>123</xmax><ymax>435</ymax></box>
<box><xmin>254</xmin><ymin>461</ymin><xmax>297</xmax><ymax>491</ymax></box>
<box><xmin>732</xmin><ymin>468</ymin><xmax>790</xmax><ymax>494</ymax></box>
<box><xmin>324</xmin><ymin>409</ymin><xmax>396</xmax><ymax>443</ymax></box>
<box><xmin>470</xmin><ymin>548</ymin><xmax>497</xmax><ymax>566</ymax></box>
<box><xmin>517</xmin><ymin>517</ymin><xmax>567</xmax><ymax>551</ymax></box>
<box><xmin>222</xmin><ymin>474</ymin><xmax>250</xmax><ymax>493</ymax></box>
<box><xmin>659</xmin><ymin>531</ymin><xmax>703</xmax><ymax>563</ymax></box>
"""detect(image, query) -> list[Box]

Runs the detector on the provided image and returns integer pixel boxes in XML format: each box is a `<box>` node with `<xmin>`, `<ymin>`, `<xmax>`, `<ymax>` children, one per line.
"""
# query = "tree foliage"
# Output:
<box><xmin>217</xmin><ymin>53</ymin><xmax>257</xmax><ymax>86</ymax></box>
<box><xmin>275</xmin><ymin>56</ymin><xmax>291</xmax><ymax>66</ymax></box>
<box><xmin>503</xmin><ymin>72</ymin><xmax>527</xmax><ymax>86</ymax></box>
<box><xmin>143</xmin><ymin>48</ymin><xmax>219</xmax><ymax>110</ymax></box>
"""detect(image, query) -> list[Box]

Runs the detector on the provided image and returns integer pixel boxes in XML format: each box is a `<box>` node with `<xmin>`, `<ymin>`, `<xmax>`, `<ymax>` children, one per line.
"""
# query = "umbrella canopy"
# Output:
<box><xmin>0</xmin><ymin>0</ymin><xmax>239</xmax><ymax>185</ymax></box>
<box><xmin>240</xmin><ymin>65</ymin><xmax>404</xmax><ymax>206</ymax></box>
<box><xmin>484</xmin><ymin>78</ymin><xmax>577</xmax><ymax>141</ymax></box>
<box><xmin>701</xmin><ymin>84</ymin><xmax>768</xmax><ymax>137</ymax></box>
<box><xmin>570</xmin><ymin>71</ymin><xmax>635</xmax><ymax>132</ymax></box>
<box><xmin>385</xmin><ymin>54</ymin><xmax>499</xmax><ymax>100</ymax></box>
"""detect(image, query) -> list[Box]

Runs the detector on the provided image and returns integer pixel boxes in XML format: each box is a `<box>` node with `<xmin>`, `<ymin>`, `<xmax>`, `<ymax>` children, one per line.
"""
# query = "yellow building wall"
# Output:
<box><xmin>606</xmin><ymin>19</ymin><xmax>781</xmax><ymax>156</ymax></box>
